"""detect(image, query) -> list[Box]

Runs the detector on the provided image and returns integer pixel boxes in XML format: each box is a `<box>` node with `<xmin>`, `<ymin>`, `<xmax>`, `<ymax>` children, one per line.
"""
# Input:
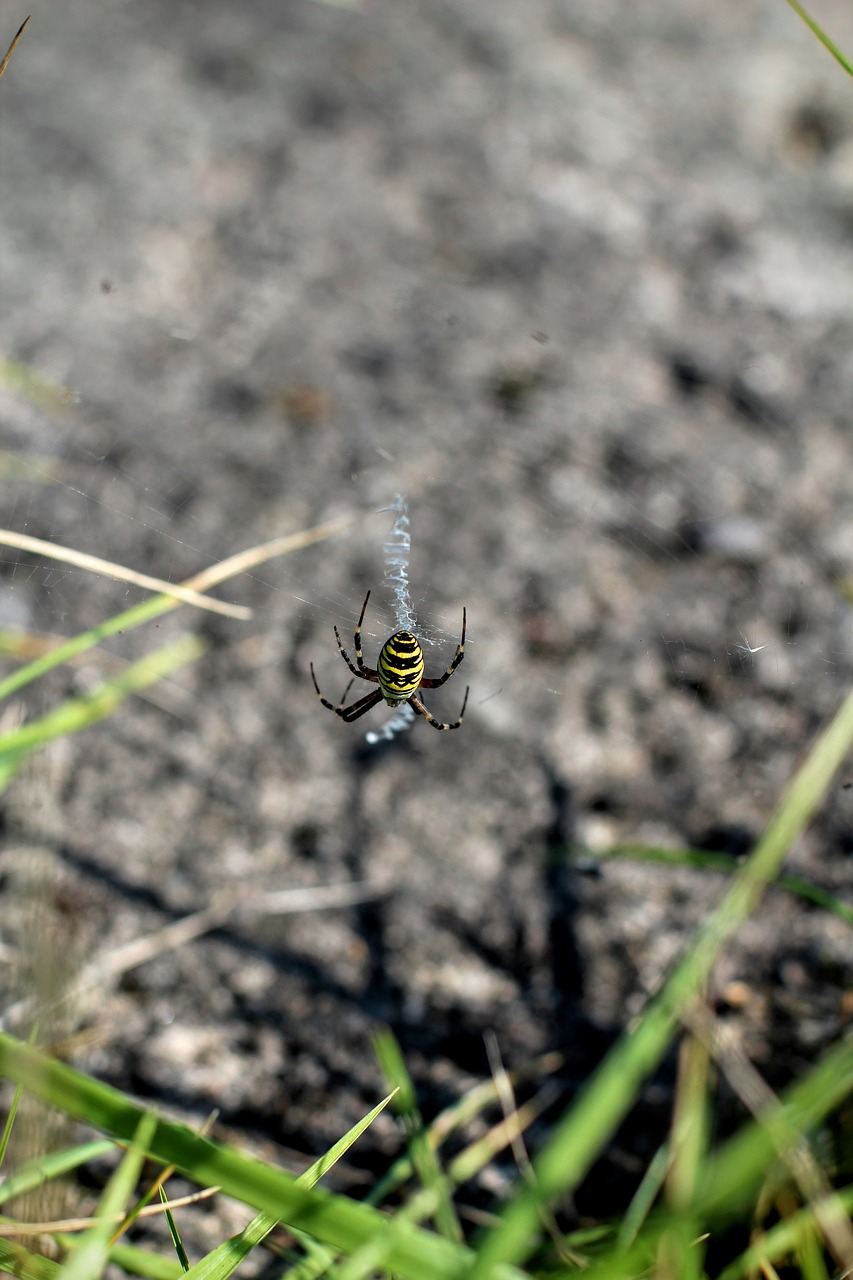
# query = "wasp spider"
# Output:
<box><xmin>310</xmin><ymin>590</ymin><xmax>469</xmax><ymax>731</ymax></box>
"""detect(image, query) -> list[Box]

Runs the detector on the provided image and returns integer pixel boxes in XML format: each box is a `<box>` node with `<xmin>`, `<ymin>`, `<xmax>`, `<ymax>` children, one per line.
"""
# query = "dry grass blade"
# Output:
<box><xmin>485</xmin><ymin>1031</ymin><xmax>582</xmax><ymax>1267</ymax></box>
<box><xmin>86</xmin><ymin>880</ymin><xmax>383</xmax><ymax>984</ymax></box>
<box><xmin>0</xmin><ymin>529</ymin><xmax>252</xmax><ymax>620</ymax></box>
<box><xmin>0</xmin><ymin>15</ymin><xmax>29</xmax><ymax>82</ymax></box>
<box><xmin>175</xmin><ymin>514</ymin><xmax>352</xmax><ymax>592</ymax></box>
<box><xmin>0</xmin><ymin>879</ymin><xmax>381</xmax><ymax>1033</ymax></box>
<box><xmin>683</xmin><ymin>1002</ymin><xmax>853</xmax><ymax>1274</ymax></box>
<box><xmin>0</xmin><ymin>1184</ymin><xmax>218</xmax><ymax>1236</ymax></box>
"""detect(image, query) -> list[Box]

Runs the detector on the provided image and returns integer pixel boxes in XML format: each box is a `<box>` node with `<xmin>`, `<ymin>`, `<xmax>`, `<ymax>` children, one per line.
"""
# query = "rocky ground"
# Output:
<box><xmin>1</xmin><ymin>0</ymin><xmax>852</xmax><ymax>1255</ymax></box>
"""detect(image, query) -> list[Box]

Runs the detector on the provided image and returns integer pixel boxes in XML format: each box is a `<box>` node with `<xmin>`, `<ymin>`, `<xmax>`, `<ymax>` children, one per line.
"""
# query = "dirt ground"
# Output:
<box><xmin>1</xmin><ymin>0</ymin><xmax>853</xmax><ymax>1250</ymax></box>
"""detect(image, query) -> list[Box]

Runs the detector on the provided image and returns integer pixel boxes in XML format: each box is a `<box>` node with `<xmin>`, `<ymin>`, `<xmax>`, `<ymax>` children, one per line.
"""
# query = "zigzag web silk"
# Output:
<box><xmin>364</xmin><ymin>494</ymin><xmax>418</xmax><ymax>745</ymax></box>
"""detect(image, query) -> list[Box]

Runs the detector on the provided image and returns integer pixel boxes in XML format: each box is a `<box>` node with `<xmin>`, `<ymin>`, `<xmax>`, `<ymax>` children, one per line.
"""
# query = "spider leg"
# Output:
<box><xmin>409</xmin><ymin>685</ymin><xmax>469</xmax><ymax>732</ymax></box>
<box><xmin>337</xmin><ymin>687</ymin><xmax>384</xmax><ymax>723</ymax></box>
<box><xmin>334</xmin><ymin>627</ymin><xmax>361</xmax><ymax>678</ymax></box>
<box><xmin>311</xmin><ymin>663</ymin><xmax>384</xmax><ymax>722</ymax></box>
<box><xmin>353</xmin><ymin>589</ymin><xmax>372</xmax><ymax>674</ymax></box>
<box><xmin>419</xmin><ymin>606</ymin><xmax>466</xmax><ymax>689</ymax></box>
<box><xmin>311</xmin><ymin>663</ymin><xmax>355</xmax><ymax>713</ymax></box>
<box><xmin>331</xmin><ymin>591</ymin><xmax>376</xmax><ymax>679</ymax></box>
<box><xmin>334</xmin><ymin>625</ymin><xmax>379</xmax><ymax>683</ymax></box>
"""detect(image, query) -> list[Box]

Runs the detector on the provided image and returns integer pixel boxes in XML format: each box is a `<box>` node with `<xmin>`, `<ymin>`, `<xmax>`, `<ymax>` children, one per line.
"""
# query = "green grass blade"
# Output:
<box><xmin>183</xmin><ymin>1092</ymin><xmax>397</xmax><ymax>1280</ymax></box>
<box><xmin>615</xmin><ymin>1142</ymin><xmax>669</xmax><ymax>1249</ymax></box>
<box><xmin>0</xmin><ymin>634</ymin><xmax>204</xmax><ymax>789</ymax></box>
<box><xmin>716</xmin><ymin>1185</ymin><xmax>853</xmax><ymax>1280</ymax></box>
<box><xmin>107</xmin><ymin>1241</ymin><xmax>186</xmax><ymax>1279</ymax></box>
<box><xmin>468</xmin><ymin>681</ymin><xmax>853</xmax><ymax>1274</ymax></box>
<box><xmin>785</xmin><ymin>0</ymin><xmax>853</xmax><ymax>78</ymax></box>
<box><xmin>0</xmin><ymin>602</ymin><xmax>196</xmax><ymax>706</ymax></box>
<box><xmin>0</xmin><ymin>518</ymin><xmax>347</xmax><ymax>705</ymax></box>
<box><xmin>300</xmin><ymin>1091</ymin><xmax>397</xmax><ymax>1191</ymax></box>
<box><xmin>61</xmin><ymin>1111</ymin><xmax>157</xmax><ymax>1280</ymax></box>
<box><xmin>0</xmin><ymin>356</ymin><xmax>66</xmax><ymax>413</ymax></box>
<box><xmin>159</xmin><ymin>1185</ymin><xmax>190</xmax><ymax>1272</ymax></box>
<box><xmin>374</xmin><ymin>1029</ymin><xmax>462</xmax><ymax>1243</ymax></box>
<box><xmin>0</xmin><ymin>1238</ymin><xmax>61</xmax><ymax>1280</ymax></box>
<box><xmin>0</xmin><ymin>1140</ymin><xmax>115</xmax><ymax>1207</ymax></box>
<box><xmin>697</xmin><ymin>1035</ymin><xmax>853</xmax><ymax>1219</ymax></box>
<box><xmin>584</xmin><ymin>843</ymin><xmax>853</xmax><ymax>927</ymax></box>
<box><xmin>0</xmin><ymin>1035</ymin><xmax>501</xmax><ymax>1280</ymax></box>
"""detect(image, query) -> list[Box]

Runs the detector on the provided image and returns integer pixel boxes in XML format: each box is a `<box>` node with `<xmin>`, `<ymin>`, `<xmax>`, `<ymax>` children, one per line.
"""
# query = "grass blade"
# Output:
<box><xmin>375</xmin><ymin>1029</ymin><xmax>462</xmax><ymax>1242</ymax></box>
<box><xmin>0</xmin><ymin>1035</ymin><xmax>498</xmax><ymax>1280</ymax></box>
<box><xmin>583</xmin><ymin>843</ymin><xmax>853</xmax><ymax>927</ymax></box>
<box><xmin>61</xmin><ymin>1112</ymin><xmax>157</xmax><ymax>1280</ymax></box>
<box><xmin>159</xmin><ymin>1185</ymin><xmax>190</xmax><ymax>1272</ymax></box>
<box><xmin>0</xmin><ymin>16</ymin><xmax>29</xmax><ymax>84</ymax></box>
<box><xmin>0</xmin><ymin>1140</ymin><xmax>115</xmax><ymax>1207</ymax></box>
<box><xmin>183</xmin><ymin>1092</ymin><xmax>397</xmax><ymax>1280</ymax></box>
<box><xmin>0</xmin><ymin>517</ymin><xmax>348</xmax><ymax>705</ymax></box>
<box><xmin>785</xmin><ymin>0</ymin><xmax>853</xmax><ymax>78</ymax></box>
<box><xmin>0</xmin><ymin>1238</ymin><xmax>60</xmax><ymax>1280</ymax></box>
<box><xmin>468</xmin><ymin>681</ymin><xmax>853</xmax><ymax>1274</ymax></box>
<box><xmin>0</xmin><ymin>634</ymin><xmax>205</xmax><ymax>790</ymax></box>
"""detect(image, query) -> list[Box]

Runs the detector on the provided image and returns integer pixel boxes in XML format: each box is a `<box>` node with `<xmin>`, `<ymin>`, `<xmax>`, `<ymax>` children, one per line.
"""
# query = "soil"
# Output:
<box><xmin>1</xmin><ymin>0</ymin><xmax>852</xmax><ymax>1258</ymax></box>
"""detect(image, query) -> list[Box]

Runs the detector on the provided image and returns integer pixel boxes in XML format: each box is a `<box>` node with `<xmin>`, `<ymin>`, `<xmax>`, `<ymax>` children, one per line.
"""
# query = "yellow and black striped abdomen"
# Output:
<box><xmin>377</xmin><ymin>630</ymin><xmax>425</xmax><ymax>706</ymax></box>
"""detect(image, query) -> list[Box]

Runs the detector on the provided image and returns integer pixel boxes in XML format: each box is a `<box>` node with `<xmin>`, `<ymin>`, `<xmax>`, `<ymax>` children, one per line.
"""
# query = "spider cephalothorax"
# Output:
<box><xmin>310</xmin><ymin>591</ymin><xmax>468</xmax><ymax>731</ymax></box>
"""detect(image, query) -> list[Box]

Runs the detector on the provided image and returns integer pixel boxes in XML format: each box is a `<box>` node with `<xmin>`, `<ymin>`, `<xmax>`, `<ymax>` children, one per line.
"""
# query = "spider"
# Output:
<box><xmin>310</xmin><ymin>590</ymin><xmax>469</xmax><ymax>731</ymax></box>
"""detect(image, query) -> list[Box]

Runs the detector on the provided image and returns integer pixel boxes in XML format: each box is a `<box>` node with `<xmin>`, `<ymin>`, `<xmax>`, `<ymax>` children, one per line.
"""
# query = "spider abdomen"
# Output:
<box><xmin>377</xmin><ymin>630</ymin><xmax>425</xmax><ymax>706</ymax></box>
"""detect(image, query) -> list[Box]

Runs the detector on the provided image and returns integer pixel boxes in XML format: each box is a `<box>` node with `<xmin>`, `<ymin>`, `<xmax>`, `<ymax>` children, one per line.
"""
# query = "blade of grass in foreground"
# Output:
<box><xmin>0</xmin><ymin>1140</ymin><xmax>115</xmax><ymax>1207</ymax></box>
<box><xmin>0</xmin><ymin>516</ymin><xmax>349</xmax><ymax>704</ymax></box>
<box><xmin>581</xmin><ymin>843</ymin><xmax>853</xmax><ymax>927</ymax></box>
<box><xmin>0</xmin><ymin>16</ymin><xmax>29</xmax><ymax>85</ymax></box>
<box><xmin>375</xmin><ymin>1028</ymin><xmax>463</xmax><ymax>1243</ymax></box>
<box><xmin>0</xmin><ymin>1238</ymin><xmax>60</xmax><ymax>1280</ymax></box>
<box><xmin>573</xmin><ymin>1034</ymin><xmax>853</xmax><ymax>1280</ymax></box>
<box><xmin>785</xmin><ymin>0</ymin><xmax>853</xmax><ymax>79</ymax></box>
<box><xmin>0</xmin><ymin>633</ymin><xmax>204</xmax><ymax>791</ymax></box>
<box><xmin>0</xmin><ymin>529</ymin><xmax>251</xmax><ymax>619</ymax></box>
<box><xmin>159</xmin><ymin>1185</ymin><xmax>190</xmax><ymax>1273</ymax></box>
<box><xmin>61</xmin><ymin>1113</ymin><xmax>157</xmax><ymax>1280</ymax></box>
<box><xmin>181</xmin><ymin>1091</ymin><xmax>397</xmax><ymax>1280</ymax></box>
<box><xmin>468</xmin><ymin>681</ymin><xmax>853</xmax><ymax>1275</ymax></box>
<box><xmin>0</xmin><ymin>1034</ymin><xmax>513</xmax><ymax>1280</ymax></box>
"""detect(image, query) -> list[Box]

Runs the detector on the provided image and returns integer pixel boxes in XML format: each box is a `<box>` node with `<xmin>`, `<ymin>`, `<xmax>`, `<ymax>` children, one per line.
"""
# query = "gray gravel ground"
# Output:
<box><xmin>1</xmin><ymin>0</ymin><xmax>853</xmax><ymax>1249</ymax></box>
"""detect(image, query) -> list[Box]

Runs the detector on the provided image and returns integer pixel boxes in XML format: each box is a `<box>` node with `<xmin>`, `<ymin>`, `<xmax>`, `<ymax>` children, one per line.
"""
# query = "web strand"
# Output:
<box><xmin>365</xmin><ymin>495</ymin><xmax>417</xmax><ymax>745</ymax></box>
<box><xmin>382</xmin><ymin>493</ymin><xmax>417</xmax><ymax>633</ymax></box>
